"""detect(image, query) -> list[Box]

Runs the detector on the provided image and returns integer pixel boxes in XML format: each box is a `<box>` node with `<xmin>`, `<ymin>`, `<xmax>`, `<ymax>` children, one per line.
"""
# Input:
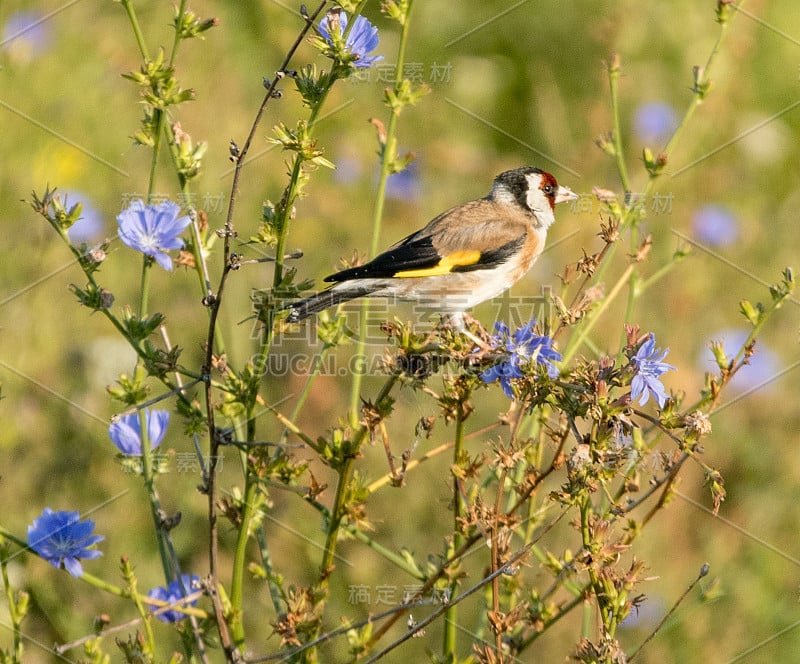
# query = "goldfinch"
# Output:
<box><xmin>285</xmin><ymin>167</ymin><xmax>577</xmax><ymax>327</ymax></box>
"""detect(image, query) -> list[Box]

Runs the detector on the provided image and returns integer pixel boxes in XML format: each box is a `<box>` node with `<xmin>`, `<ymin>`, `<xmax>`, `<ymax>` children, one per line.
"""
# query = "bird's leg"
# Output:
<box><xmin>462</xmin><ymin>328</ymin><xmax>492</xmax><ymax>353</ymax></box>
<box><xmin>462</xmin><ymin>312</ymin><xmax>493</xmax><ymax>346</ymax></box>
<box><xmin>441</xmin><ymin>312</ymin><xmax>494</xmax><ymax>353</ymax></box>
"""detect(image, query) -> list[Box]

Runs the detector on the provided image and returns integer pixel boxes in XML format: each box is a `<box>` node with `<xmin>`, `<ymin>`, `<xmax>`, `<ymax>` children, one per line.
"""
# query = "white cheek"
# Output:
<box><xmin>525</xmin><ymin>189</ymin><xmax>540</xmax><ymax>212</ymax></box>
<box><xmin>524</xmin><ymin>175</ymin><xmax>556</xmax><ymax>227</ymax></box>
<box><xmin>525</xmin><ymin>191</ymin><xmax>547</xmax><ymax>215</ymax></box>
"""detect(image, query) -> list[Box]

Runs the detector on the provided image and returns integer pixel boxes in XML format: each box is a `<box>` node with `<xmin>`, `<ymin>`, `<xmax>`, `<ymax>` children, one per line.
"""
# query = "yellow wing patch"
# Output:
<box><xmin>393</xmin><ymin>249</ymin><xmax>482</xmax><ymax>278</ymax></box>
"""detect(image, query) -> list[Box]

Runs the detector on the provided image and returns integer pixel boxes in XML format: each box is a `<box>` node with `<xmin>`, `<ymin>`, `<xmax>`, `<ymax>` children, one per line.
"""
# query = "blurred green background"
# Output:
<box><xmin>1</xmin><ymin>0</ymin><xmax>800</xmax><ymax>661</ymax></box>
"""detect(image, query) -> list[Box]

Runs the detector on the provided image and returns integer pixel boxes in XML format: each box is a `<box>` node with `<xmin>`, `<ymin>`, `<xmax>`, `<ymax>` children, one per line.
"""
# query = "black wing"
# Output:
<box><xmin>324</xmin><ymin>232</ymin><xmax>439</xmax><ymax>282</ymax></box>
<box><xmin>323</xmin><ymin>233</ymin><xmax>526</xmax><ymax>282</ymax></box>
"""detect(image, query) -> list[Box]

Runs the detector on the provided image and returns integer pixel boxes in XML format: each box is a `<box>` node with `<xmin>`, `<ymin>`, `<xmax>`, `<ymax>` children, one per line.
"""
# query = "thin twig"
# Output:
<box><xmin>491</xmin><ymin>467</ymin><xmax>508</xmax><ymax>657</ymax></box>
<box><xmin>202</xmin><ymin>4</ymin><xmax>330</xmax><ymax>658</ymax></box>
<box><xmin>246</xmin><ymin>598</ymin><xmax>433</xmax><ymax>663</ymax></box>
<box><xmin>628</xmin><ymin>563</ymin><xmax>710</xmax><ymax>661</ymax></box>
<box><xmin>364</xmin><ymin>543</ymin><xmax>534</xmax><ymax>664</ymax></box>
<box><xmin>238</xmin><ymin>250</ymin><xmax>304</xmax><ymax>266</ymax></box>
<box><xmin>55</xmin><ymin>590</ymin><xmax>206</xmax><ymax>654</ymax></box>
<box><xmin>366</xmin><ymin>508</ymin><xmax>568</xmax><ymax>648</ymax></box>
<box><xmin>110</xmin><ymin>378</ymin><xmax>203</xmax><ymax>421</ymax></box>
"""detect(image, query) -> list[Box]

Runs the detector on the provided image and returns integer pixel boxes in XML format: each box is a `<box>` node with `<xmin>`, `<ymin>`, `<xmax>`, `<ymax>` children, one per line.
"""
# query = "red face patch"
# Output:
<box><xmin>539</xmin><ymin>172</ymin><xmax>559</xmax><ymax>210</ymax></box>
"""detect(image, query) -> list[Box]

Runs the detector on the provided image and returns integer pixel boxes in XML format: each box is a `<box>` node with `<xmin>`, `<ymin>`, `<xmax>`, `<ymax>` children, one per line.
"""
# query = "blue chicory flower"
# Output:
<box><xmin>633</xmin><ymin>102</ymin><xmax>678</xmax><ymax>145</ymax></box>
<box><xmin>116</xmin><ymin>199</ymin><xmax>191</xmax><ymax>271</ymax></box>
<box><xmin>319</xmin><ymin>10</ymin><xmax>383</xmax><ymax>69</ymax></box>
<box><xmin>148</xmin><ymin>574</ymin><xmax>202</xmax><ymax>623</ymax></box>
<box><xmin>2</xmin><ymin>11</ymin><xmax>53</xmax><ymax>63</ymax></box>
<box><xmin>700</xmin><ymin>328</ymin><xmax>780</xmax><ymax>395</ymax></box>
<box><xmin>26</xmin><ymin>508</ymin><xmax>104</xmax><ymax>578</ymax></box>
<box><xmin>692</xmin><ymin>204</ymin><xmax>739</xmax><ymax>247</ymax></box>
<box><xmin>480</xmin><ymin>320</ymin><xmax>561</xmax><ymax>398</ymax></box>
<box><xmin>108</xmin><ymin>409</ymin><xmax>170</xmax><ymax>456</ymax></box>
<box><xmin>386</xmin><ymin>161</ymin><xmax>421</xmax><ymax>201</ymax></box>
<box><xmin>64</xmin><ymin>191</ymin><xmax>104</xmax><ymax>243</ymax></box>
<box><xmin>630</xmin><ymin>333</ymin><xmax>676</xmax><ymax>408</ymax></box>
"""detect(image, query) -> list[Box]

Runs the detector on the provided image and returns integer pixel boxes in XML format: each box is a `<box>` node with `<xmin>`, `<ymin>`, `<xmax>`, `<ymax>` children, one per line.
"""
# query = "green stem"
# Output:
<box><xmin>636</xmin><ymin>250</ymin><xmax>687</xmax><ymax>295</ymax></box>
<box><xmin>139</xmin><ymin>0</ymin><xmax>189</xmax><ymax>209</ymax></box>
<box><xmin>202</xmin><ymin>13</ymin><xmax>331</xmax><ymax>650</ymax></box>
<box><xmin>280</xmin><ymin>345</ymin><xmax>332</xmax><ymax>443</ymax></box>
<box><xmin>579</xmin><ymin>498</ymin><xmax>600</xmax><ymax>639</ymax></box>
<box><xmin>271</xmin><ymin>93</ymin><xmax>331</xmax><ymax>292</ymax></box>
<box><xmin>136</xmin><ymin>256</ymin><xmax>170</xmax><ymax>585</ymax></box>
<box><xmin>253</xmin><ymin>83</ymin><xmax>334</xmax><ymax>390</ymax></box>
<box><xmin>622</xmin><ymin>225</ymin><xmax>639</xmax><ymax>345</ymax></box>
<box><xmin>348</xmin><ymin>526</ymin><xmax>426</xmax><ymax>580</ymax></box>
<box><xmin>256</xmin><ymin>526</ymin><xmax>286</xmax><ymax>615</ymax></box>
<box><xmin>662</xmin><ymin>2</ymin><xmax>741</xmax><ymax>161</ymax></box>
<box><xmin>125</xmin><ymin>563</ymin><xmax>158</xmax><ymax>653</ymax></box>
<box><xmin>139</xmin><ymin>255</ymin><xmax>151</xmax><ymax>319</ymax></box>
<box><xmin>138</xmin><ymin>409</ymin><xmax>173</xmax><ymax>583</ymax></box>
<box><xmin>1</xmin><ymin>555</ymin><xmax>22</xmax><ymax>663</ymax></box>
<box><xmin>490</xmin><ymin>467</ymin><xmax>507</xmax><ymax>655</ymax></box>
<box><xmin>608</xmin><ymin>54</ymin><xmax>630</xmax><ymax>193</ymax></box>
<box><xmin>226</xmin><ymin>97</ymin><xmax>337</xmax><ymax>643</ymax></box>
<box><xmin>172</xmin><ymin>177</ymin><xmax>229</xmax><ymax>354</ymax></box>
<box><xmin>168</xmin><ymin>0</ymin><xmax>188</xmax><ymax>67</ymax></box>
<box><xmin>147</xmin><ymin>108</ymin><xmax>165</xmax><ymax>202</ymax></box>
<box><xmin>727</xmin><ymin>282</ymin><xmax>791</xmax><ymax>371</ymax></box>
<box><xmin>348</xmin><ymin>0</ymin><xmax>416</xmax><ymax>426</ymax></box>
<box><xmin>163</xmin><ymin>132</ymin><xmax>230</xmax><ymax>358</ymax></box>
<box><xmin>305</xmin><ymin>496</ymin><xmax>426</xmax><ymax>579</ymax></box>
<box><xmin>230</xmin><ymin>72</ymin><xmax>343</xmax><ymax>639</ymax></box>
<box><xmin>443</xmin><ymin>402</ymin><xmax>467</xmax><ymax>658</ymax></box>
<box><xmin>581</xmin><ymin>600</ymin><xmax>593</xmax><ymax>640</ymax></box>
<box><xmin>319</xmin><ymin>374</ymin><xmax>399</xmax><ymax>585</ymax></box>
<box><xmin>580</xmin><ymin>496</ymin><xmax>622</xmax><ymax>645</ymax></box>
<box><xmin>616</xmin><ymin>5</ymin><xmax>741</xmax><ymax>350</ymax></box>
<box><xmin>54</xmin><ymin>233</ymin><xmax>194</xmax><ymax>410</ymax></box>
<box><xmin>319</xmin><ymin>456</ymin><xmax>357</xmax><ymax>583</ymax></box>
<box><xmin>230</xmin><ymin>70</ymin><xmax>339</xmax><ymax>649</ymax></box>
<box><xmin>561</xmin><ymin>264</ymin><xmax>634</xmax><ymax>365</ymax></box>
<box><xmin>230</xmin><ymin>471</ymin><xmax>258</xmax><ymax>647</ymax></box>
<box><xmin>349</xmin><ymin>302</ymin><xmax>372</xmax><ymax>428</ymax></box>
<box><xmin>119</xmin><ymin>0</ymin><xmax>150</xmax><ymax>61</ymax></box>
<box><xmin>374</xmin><ymin>19</ymin><xmax>415</xmax><ymax>212</ymax></box>
<box><xmin>187</xmin><ymin>200</ymin><xmax>215</xmax><ymax>298</ymax></box>
<box><xmin>80</xmin><ymin>571</ymin><xmax>136</xmax><ymax>598</ymax></box>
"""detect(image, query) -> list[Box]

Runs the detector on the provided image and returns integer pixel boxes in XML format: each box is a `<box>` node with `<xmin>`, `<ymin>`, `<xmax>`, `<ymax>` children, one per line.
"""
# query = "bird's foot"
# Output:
<box><xmin>438</xmin><ymin>313</ymin><xmax>495</xmax><ymax>356</ymax></box>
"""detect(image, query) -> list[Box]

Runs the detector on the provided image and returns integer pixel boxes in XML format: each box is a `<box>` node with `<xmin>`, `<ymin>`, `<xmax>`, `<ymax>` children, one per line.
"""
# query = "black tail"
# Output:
<box><xmin>284</xmin><ymin>283</ymin><xmax>381</xmax><ymax>322</ymax></box>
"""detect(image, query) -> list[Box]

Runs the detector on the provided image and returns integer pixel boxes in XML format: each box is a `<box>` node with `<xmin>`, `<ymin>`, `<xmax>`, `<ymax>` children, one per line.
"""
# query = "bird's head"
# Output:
<box><xmin>490</xmin><ymin>167</ymin><xmax>577</xmax><ymax>228</ymax></box>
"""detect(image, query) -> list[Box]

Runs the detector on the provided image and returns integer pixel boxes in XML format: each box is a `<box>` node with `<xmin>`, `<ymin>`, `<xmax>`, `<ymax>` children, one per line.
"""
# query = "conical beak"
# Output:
<box><xmin>555</xmin><ymin>185</ymin><xmax>578</xmax><ymax>205</ymax></box>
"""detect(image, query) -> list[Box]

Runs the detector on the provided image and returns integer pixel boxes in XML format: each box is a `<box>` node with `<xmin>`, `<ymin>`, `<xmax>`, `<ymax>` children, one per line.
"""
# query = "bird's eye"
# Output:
<box><xmin>543</xmin><ymin>184</ymin><xmax>554</xmax><ymax>195</ymax></box>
